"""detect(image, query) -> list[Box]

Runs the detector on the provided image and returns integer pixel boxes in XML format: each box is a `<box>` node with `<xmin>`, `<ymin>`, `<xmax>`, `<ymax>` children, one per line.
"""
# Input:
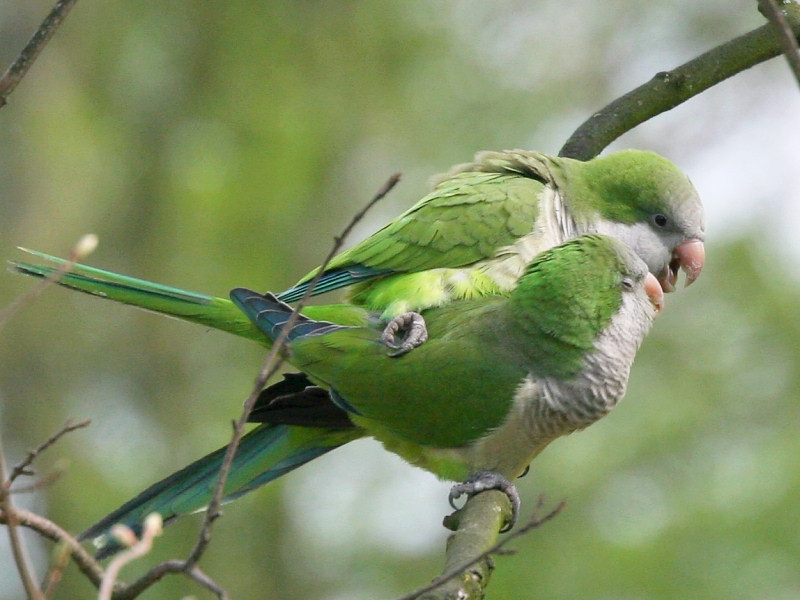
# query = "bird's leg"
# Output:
<box><xmin>382</xmin><ymin>312</ymin><xmax>428</xmax><ymax>357</ymax></box>
<box><xmin>448</xmin><ymin>471</ymin><xmax>521</xmax><ymax>532</ymax></box>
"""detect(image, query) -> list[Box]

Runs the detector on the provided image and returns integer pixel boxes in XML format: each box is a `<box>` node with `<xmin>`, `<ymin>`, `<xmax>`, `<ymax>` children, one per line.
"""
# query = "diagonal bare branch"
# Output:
<box><xmin>0</xmin><ymin>0</ymin><xmax>79</xmax><ymax>107</ymax></box>
<box><xmin>182</xmin><ymin>171</ymin><xmax>401</xmax><ymax>568</ymax></box>
<box><xmin>113</xmin><ymin>173</ymin><xmax>401</xmax><ymax>599</ymax></box>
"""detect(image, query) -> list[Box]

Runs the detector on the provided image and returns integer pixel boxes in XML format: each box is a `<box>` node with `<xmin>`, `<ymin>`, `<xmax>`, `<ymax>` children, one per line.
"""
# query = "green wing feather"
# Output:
<box><xmin>285</xmin><ymin>167</ymin><xmax>544</xmax><ymax>298</ymax></box>
<box><xmin>289</xmin><ymin>307</ymin><xmax>525</xmax><ymax>448</ymax></box>
<box><xmin>11</xmin><ymin>165</ymin><xmax>544</xmax><ymax>321</ymax></box>
<box><xmin>11</xmin><ymin>148</ymin><xmax>703</xmax><ymax>325</ymax></box>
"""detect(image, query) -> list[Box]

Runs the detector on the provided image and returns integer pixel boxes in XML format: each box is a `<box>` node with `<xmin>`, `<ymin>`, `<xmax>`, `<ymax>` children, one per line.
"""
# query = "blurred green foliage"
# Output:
<box><xmin>1</xmin><ymin>1</ymin><xmax>798</xmax><ymax>599</ymax></box>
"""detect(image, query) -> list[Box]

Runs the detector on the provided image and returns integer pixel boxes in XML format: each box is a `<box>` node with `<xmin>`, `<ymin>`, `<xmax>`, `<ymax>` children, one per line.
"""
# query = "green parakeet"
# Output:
<box><xmin>79</xmin><ymin>234</ymin><xmax>663</xmax><ymax>556</ymax></box>
<box><xmin>11</xmin><ymin>149</ymin><xmax>704</xmax><ymax>350</ymax></box>
<box><xmin>281</xmin><ymin>149</ymin><xmax>704</xmax><ymax>315</ymax></box>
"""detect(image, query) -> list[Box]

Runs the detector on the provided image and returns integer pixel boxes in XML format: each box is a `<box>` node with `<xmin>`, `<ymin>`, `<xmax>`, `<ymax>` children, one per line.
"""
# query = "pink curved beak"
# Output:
<box><xmin>658</xmin><ymin>239</ymin><xmax>705</xmax><ymax>293</ymax></box>
<box><xmin>644</xmin><ymin>272</ymin><xmax>665</xmax><ymax>315</ymax></box>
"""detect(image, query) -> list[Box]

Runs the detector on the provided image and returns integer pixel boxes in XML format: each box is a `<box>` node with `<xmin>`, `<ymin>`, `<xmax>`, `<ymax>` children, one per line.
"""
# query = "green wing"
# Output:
<box><xmin>11</xmin><ymin>151</ymin><xmax>552</xmax><ymax>323</ymax></box>
<box><xmin>233</xmin><ymin>287</ymin><xmax>522</xmax><ymax>449</ymax></box>
<box><xmin>281</xmin><ymin>168</ymin><xmax>544</xmax><ymax>301</ymax></box>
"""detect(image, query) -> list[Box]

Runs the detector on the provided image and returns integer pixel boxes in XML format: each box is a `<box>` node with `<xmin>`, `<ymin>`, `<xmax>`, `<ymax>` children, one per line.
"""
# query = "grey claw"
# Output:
<box><xmin>381</xmin><ymin>312</ymin><xmax>428</xmax><ymax>357</ymax></box>
<box><xmin>448</xmin><ymin>471</ymin><xmax>521</xmax><ymax>532</ymax></box>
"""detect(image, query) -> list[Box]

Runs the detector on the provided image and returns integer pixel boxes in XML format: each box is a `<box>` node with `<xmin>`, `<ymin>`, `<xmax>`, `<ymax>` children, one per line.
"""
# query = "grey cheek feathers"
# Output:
<box><xmin>592</xmin><ymin>220</ymin><xmax>673</xmax><ymax>274</ymax></box>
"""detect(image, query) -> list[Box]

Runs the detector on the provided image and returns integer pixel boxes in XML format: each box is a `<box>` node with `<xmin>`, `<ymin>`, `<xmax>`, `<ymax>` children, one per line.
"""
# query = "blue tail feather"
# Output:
<box><xmin>230</xmin><ymin>288</ymin><xmax>348</xmax><ymax>343</ymax></box>
<box><xmin>80</xmin><ymin>423</ymin><xmax>360</xmax><ymax>558</ymax></box>
<box><xmin>276</xmin><ymin>265</ymin><xmax>390</xmax><ymax>303</ymax></box>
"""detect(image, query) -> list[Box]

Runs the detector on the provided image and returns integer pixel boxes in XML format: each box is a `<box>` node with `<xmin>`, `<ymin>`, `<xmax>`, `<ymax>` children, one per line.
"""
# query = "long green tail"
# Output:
<box><xmin>10</xmin><ymin>249</ymin><xmax>267</xmax><ymax>343</ymax></box>
<box><xmin>10</xmin><ymin>249</ymin><xmax>377</xmax><ymax>340</ymax></box>
<box><xmin>11</xmin><ymin>249</ymin><xmax>374</xmax><ymax>558</ymax></box>
<box><xmin>80</xmin><ymin>423</ymin><xmax>362</xmax><ymax>558</ymax></box>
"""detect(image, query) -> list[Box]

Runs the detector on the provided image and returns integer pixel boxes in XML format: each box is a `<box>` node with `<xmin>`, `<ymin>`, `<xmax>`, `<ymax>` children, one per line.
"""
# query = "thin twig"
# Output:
<box><xmin>0</xmin><ymin>0</ymin><xmax>79</xmax><ymax>107</ymax></box>
<box><xmin>41</xmin><ymin>541</ymin><xmax>71</xmax><ymax>598</ymax></box>
<box><xmin>392</xmin><ymin>497</ymin><xmax>566</xmax><ymax>600</ymax></box>
<box><xmin>184</xmin><ymin>172</ymin><xmax>401</xmax><ymax>566</ymax></box>
<box><xmin>0</xmin><ymin>434</ymin><xmax>44</xmax><ymax>600</ymax></box>
<box><xmin>0</xmin><ymin>417</ymin><xmax>95</xmax><ymax>600</ymax></box>
<box><xmin>98</xmin><ymin>515</ymin><xmax>163</xmax><ymax>600</ymax></box>
<box><xmin>760</xmin><ymin>0</ymin><xmax>800</xmax><ymax>87</ymax></box>
<box><xmin>8</xmin><ymin>419</ymin><xmax>91</xmax><ymax>485</ymax></box>
<box><xmin>184</xmin><ymin>565</ymin><xmax>231</xmax><ymax>600</ymax></box>
<box><xmin>8</xmin><ymin>470</ymin><xmax>68</xmax><ymax>496</ymax></box>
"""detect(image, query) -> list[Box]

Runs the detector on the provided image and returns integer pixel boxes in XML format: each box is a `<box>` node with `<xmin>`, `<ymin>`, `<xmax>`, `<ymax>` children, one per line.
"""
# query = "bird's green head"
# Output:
<box><xmin>512</xmin><ymin>234</ymin><xmax>662</xmax><ymax>378</ymax></box>
<box><xmin>557</xmin><ymin>150</ymin><xmax>706</xmax><ymax>292</ymax></box>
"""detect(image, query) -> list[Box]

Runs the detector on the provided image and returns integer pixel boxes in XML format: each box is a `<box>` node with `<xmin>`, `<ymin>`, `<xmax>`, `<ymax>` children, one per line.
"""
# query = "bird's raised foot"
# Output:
<box><xmin>448</xmin><ymin>471</ymin><xmax>521</xmax><ymax>532</ymax></box>
<box><xmin>382</xmin><ymin>311</ymin><xmax>428</xmax><ymax>357</ymax></box>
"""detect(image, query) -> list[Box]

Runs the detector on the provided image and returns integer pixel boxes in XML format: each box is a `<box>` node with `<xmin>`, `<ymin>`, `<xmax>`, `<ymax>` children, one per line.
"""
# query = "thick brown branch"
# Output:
<box><xmin>0</xmin><ymin>505</ymin><xmax>104</xmax><ymax>587</ymax></box>
<box><xmin>396</xmin><ymin>495</ymin><xmax>565</xmax><ymax>600</ymax></box>
<box><xmin>560</xmin><ymin>1</ymin><xmax>800</xmax><ymax>159</ymax></box>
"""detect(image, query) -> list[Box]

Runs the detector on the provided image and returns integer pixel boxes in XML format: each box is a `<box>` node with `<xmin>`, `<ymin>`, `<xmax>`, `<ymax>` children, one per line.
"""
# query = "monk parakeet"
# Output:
<box><xmin>79</xmin><ymin>234</ymin><xmax>663</xmax><ymax>556</ymax></box>
<box><xmin>11</xmin><ymin>149</ymin><xmax>704</xmax><ymax>352</ymax></box>
<box><xmin>281</xmin><ymin>148</ymin><xmax>704</xmax><ymax>312</ymax></box>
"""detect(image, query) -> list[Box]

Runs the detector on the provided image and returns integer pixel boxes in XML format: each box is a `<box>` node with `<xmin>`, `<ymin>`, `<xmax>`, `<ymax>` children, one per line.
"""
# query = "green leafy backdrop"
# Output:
<box><xmin>1</xmin><ymin>1</ymin><xmax>799</xmax><ymax>598</ymax></box>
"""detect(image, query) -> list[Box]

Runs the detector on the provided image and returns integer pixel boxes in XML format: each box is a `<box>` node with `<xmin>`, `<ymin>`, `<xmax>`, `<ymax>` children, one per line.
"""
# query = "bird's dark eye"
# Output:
<box><xmin>620</xmin><ymin>277</ymin><xmax>635</xmax><ymax>291</ymax></box>
<box><xmin>652</xmin><ymin>214</ymin><xmax>669</xmax><ymax>228</ymax></box>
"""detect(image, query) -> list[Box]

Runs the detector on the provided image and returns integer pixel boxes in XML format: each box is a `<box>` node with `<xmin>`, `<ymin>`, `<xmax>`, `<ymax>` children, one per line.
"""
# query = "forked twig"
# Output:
<box><xmin>9</xmin><ymin>419</ymin><xmax>91</xmax><ymax>485</ymax></box>
<box><xmin>0</xmin><ymin>236</ymin><xmax>97</xmax><ymax>600</ymax></box>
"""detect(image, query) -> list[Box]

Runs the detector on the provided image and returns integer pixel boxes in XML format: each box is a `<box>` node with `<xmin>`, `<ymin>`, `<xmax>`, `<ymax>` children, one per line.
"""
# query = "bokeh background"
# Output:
<box><xmin>1</xmin><ymin>1</ymin><xmax>799</xmax><ymax>598</ymax></box>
